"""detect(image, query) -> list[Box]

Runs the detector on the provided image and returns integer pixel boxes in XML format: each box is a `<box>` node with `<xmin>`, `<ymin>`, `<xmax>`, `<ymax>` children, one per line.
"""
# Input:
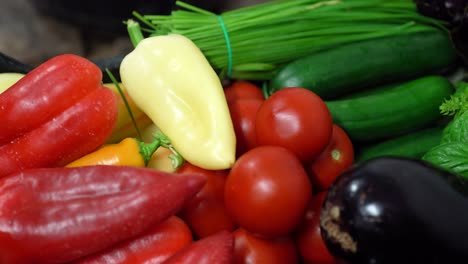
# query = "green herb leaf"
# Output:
<box><xmin>422</xmin><ymin>142</ymin><xmax>468</xmax><ymax>178</ymax></box>
<box><xmin>440</xmin><ymin>81</ymin><xmax>468</xmax><ymax>116</ymax></box>
<box><xmin>424</xmin><ymin>82</ymin><xmax>468</xmax><ymax>176</ymax></box>
<box><xmin>441</xmin><ymin>111</ymin><xmax>468</xmax><ymax>144</ymax></box>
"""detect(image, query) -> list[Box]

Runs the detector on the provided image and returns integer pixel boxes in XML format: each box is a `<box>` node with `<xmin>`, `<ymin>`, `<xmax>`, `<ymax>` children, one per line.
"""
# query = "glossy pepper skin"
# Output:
<box><xmin>74</xmin><ymin>216</ymin><xmax>193</xmax><ymax>264</ymax></box>
<box><xmin>0</xmin><ymin>165</ymin><xmax>206</xmax><ymax>264</ymax></box>
<box><xmin>66</xmin><ymin>137</ymin><xmax>148</xmax><ymax>168</ymax></box>
<box><xmin>0</xmin><ymin>54</ymin><xmax>103</xmax><ymax>145</ymax></box>
<box><xmin>162</xmin><ymin>231</ymin><xmax>234</xmax><ymax>264</ymax></box>
<box><xmin>0</xmin><ymin>54</ymin><xmax>118</xmax><ymax>178</ymax></box>
<box><xmin>120</xmin><ymin>34</ymin><xmax>236</xmax><ymax>170</ymax></box>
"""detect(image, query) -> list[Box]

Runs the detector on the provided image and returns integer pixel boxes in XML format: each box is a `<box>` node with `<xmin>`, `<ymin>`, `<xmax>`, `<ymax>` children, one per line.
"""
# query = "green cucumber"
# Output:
<box><xmin>269</xmin><ymin>28</ymin><xmax>458</xmax><ymax>99</ymax></box>
<box><xmin>325</xmin><ymin>75</ymin><xmax>454</xmax><ymax>142</ymax></box>
<box><xmin>356</xmin><ymin>126</ymin><xmax>444</xmax><ymax>162</ymax></box>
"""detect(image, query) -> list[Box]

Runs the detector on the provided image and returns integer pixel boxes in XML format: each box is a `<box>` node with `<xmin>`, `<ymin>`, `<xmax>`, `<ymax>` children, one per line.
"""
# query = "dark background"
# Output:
<box><xmin>0</xmin><ymin>0</ymin><xmax>269</xmax><ymax>67</ymax></box>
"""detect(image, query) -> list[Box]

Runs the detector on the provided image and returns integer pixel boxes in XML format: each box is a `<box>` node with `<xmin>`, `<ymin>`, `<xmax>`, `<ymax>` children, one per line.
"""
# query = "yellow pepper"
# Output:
<box><xmin>120</xmin><ymin>33</ymin><xmax>236</xmax><ymax>170</ymax></box>
<box><xmin>103</xmin><ymin>83</ymin><xmax>153</xmax><ymax>144</ymax></box>
<box><xmin>0</xmin><ymin>73</ymin><xmax>24</xmax><ymax>94</ymax></box>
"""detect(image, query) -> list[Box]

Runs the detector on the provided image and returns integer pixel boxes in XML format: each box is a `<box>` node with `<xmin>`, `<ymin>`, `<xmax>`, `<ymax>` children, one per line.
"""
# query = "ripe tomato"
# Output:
<box><xmin>255</xmin><ymin>87</ymin><xmax>333</xmax><ymax>162</ymax></box>
<box><xmin>224</xmin><ymin>146</ymin><xmax>312</xmax><ymax>238</ymax></box>
<box><xmin>296</xmin><ymin>192</ymin><xmax>338</xmax><ymax>264</ymax></box>
<box><xmin>224</xmin><ymin>81</ymin><xmax>265</xmax><ymax>103</ymax></box>
<box><xmin>228</xmin><ymin>99</ymin><xmax>263</xmax><ymax>157</ymax></box>
<box><xmin>177</xmin><ymin>163</ymin><xmax>237</xmax><ymax>238</ymax></box>
<box><xmin>308</xmin><ymin>124</ymin><xmax>354</xmax><ymax>192</ymax></box>
<box><xmin>233</xmin><ymin>228</ymin><xmax>299</xmax><ymax>264</ymax></box>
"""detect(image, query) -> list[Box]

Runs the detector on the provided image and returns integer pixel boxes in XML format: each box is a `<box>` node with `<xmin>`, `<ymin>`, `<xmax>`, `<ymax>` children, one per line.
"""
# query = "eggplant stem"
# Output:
<box><xmin>321</xmin><ymin>202</ymin><xmax>358</xmax><ymax>253</ymax></box>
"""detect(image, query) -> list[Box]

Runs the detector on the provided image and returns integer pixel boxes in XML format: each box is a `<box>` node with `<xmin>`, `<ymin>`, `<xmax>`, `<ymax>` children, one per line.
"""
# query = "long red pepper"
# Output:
<box><xmin>0</xmin><ymin>165</ymin><xmax>206</xmax><ymax>264</ymax></box>
<box><xmin>74</xmin><ymin>216</ymin><xmax>193</xmax><ymax>264</ymax></box>
<box><xmin>0</xmin><ymin>54</ymin><xmax>103</xmax><ymax>145</ymax></box>
<box><xmin>0</xmin><ymin>54</ymin><xmax>119</xmax><ymax>178</ymax></box>
<box><xmin>162</xmin><ymin>231</ymin><xmax>234</xmax><ymax>264</ymax></box>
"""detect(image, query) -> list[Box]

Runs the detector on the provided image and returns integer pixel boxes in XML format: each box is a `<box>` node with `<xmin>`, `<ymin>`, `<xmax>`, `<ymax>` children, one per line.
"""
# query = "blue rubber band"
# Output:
<box><xmin>216</xmin><ymin>15</ymin><xmax>233</xmax><ymax>78</ymax></box>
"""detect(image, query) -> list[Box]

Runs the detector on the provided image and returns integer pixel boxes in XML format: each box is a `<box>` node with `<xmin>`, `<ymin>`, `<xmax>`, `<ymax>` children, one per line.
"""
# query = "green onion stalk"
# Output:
<box><xmin>129</xmin><ymin>0</ymin><xmax>448</xmax><ymax>80</ymax></box>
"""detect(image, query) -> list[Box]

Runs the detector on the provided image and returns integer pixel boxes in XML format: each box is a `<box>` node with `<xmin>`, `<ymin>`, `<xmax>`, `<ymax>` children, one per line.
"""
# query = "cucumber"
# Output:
<box><xmin>269</xmin><ymin>28</ymin><xmax>458</xmax><ymax>99</ymax></box>
<box><xmin>356</xmin><ymin>126</ymin><xmax>444</xmax><ymax>162</ymax></box>
<box><xmin>325</xmin><ymin>75</ymin><xmax>454</xmax><ymax>142</ymax></box>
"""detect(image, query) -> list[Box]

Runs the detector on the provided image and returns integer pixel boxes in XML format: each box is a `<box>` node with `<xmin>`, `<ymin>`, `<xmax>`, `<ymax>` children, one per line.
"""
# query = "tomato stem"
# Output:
<box><xmin>331</xmin><ymin>149</ymin><xmax>341</xmax><ymax>161</ymax></box>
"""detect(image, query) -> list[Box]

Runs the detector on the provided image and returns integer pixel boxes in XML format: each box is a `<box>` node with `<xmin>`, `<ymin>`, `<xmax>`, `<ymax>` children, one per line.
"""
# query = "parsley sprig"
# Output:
<box><xmin>440</xmin><ymin>82</ymin><xmax>468</xmax><ymax>117</ymax></box>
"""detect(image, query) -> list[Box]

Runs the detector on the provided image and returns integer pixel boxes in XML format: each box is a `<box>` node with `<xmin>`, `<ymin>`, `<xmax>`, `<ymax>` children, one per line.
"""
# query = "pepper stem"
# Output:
<box><xmin>137</xmin><ymin>131</ymin><xmax>185</xmax><ymax>169</ymax></box>
<box><xmin>138</xmin><ymin>139</ymin><xmax>161</xmax><ymax>165</ymax></box>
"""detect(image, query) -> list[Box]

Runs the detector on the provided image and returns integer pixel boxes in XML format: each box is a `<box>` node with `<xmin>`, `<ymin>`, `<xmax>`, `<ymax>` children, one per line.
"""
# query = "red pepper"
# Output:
<box><xmin>74</xmin><ymin>216</ymin><xmax>193</xmax><ymax>264</ymax></box>
<box><xmin>162</xmin><ymin>231</ymin><xmax>234</xmax><ymax>264</ymax></box>
<box><xmin>0</xmin><ymin>54</ymin><xmax>118</xmax><ymax>178</ymax></box>
<box><xmin>0</xmin><ymin>165</ymin><xmax>206</xmax><ymax>264</ymax></box>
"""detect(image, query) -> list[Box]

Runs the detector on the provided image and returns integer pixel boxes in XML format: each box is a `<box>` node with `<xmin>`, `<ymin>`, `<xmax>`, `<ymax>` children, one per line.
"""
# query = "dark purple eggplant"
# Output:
<box><xmin>320</xmin><ymin>157</ymin><xmax>468</xmax><ymax>264</ymax></box>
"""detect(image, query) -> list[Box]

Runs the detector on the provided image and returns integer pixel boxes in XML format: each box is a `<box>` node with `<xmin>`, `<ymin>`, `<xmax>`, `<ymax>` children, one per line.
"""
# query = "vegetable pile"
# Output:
<box><xmin>0</xmin><ymin>0</ymin><xmax>468</xmax><ymax>263</ymax></box>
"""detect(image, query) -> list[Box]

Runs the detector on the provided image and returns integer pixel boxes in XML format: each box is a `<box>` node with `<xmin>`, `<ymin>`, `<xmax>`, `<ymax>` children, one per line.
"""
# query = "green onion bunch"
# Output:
<box><xmin>132</xmin><ymin>0</ymin><xmax>447</xmax><ymax>80</ymax></box>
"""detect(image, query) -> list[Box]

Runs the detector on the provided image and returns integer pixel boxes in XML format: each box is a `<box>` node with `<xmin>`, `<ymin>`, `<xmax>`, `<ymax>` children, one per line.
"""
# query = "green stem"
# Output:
<box><xmin>167</xmin><ymin>147</ymin><xmax>185</xmax><ymax>169</ymax></box>
<box><xmin>133</xmin><ymin>0</ymin><xmax>447</xmax><ymax>80</ymax></box>
<box><xmin>176</xmin><ymin>1</ymin><xmax>216</xmax><ymax>15</ymax></box>
<box><xmin>105</xmin><ymin>69</ymin><xmax>143</xmax><ymax>140</ymax></box>
<box><xmin>127</xmin><ymin>19</ymin><xmax>145</xmax><ymax>47</ymax></box>
<box><xmin>138</xmin><ymin>131</ymin><xmax>185</xmax><ymax>169</ymax></box>
<box><xmin>138</xmin><ymin>138</ymin><xmax>161</xmax><ymax>165</ymax></box>
<box><xmin>262</xmin><ymin>81</ymin><xmax>272</xmax><ymax>99</ymax></box>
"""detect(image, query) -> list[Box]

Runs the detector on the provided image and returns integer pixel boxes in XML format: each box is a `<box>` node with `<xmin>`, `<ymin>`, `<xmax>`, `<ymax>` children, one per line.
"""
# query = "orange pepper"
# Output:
<box><xmin>66</xmin><ymin>138</ymin><xmax>146</xmax><ymax>167</ymax></box>
<box><xmin>66</xmin><ymin>132</ymin><xmax>183</xmax><ymax>170</ymax></box>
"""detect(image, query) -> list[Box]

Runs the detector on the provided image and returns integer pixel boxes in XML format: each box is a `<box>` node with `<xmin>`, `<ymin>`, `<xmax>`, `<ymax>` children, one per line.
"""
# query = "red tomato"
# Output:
<box><xmin>255</xmin><ymin>87</ymin><xmax>333</xmax><ymax>162</ymax></box>
<box><xmin>224</xmin><ymin>81</ymin><xmax>265</xmax><ymax>103</ymax></box>
<box><xmin>308</xmin><ymin>124</ymin><xmax>354</xmax><ymax>192</ymax></box>
<box><xmin>224</xmin><ymin>146</ymin><xmax>312</xmax><ymax>238</ymax></box>
<box><xmin>177</xmin><ymin>163</ymin><xmax>237</xmax><ymax>238</ymax></box>
<box><xmin>228</xmin><ymin>99</ymin><xmax>263</xmax><ymax>157</ymax></box>
<box><xmin>75</xmin><ymin>216</ymin><xmax>193</xmax><ymax>264</ymax></box>
<box><xmin>296</xmin><ymin>192</ymin><xmax>338</xmax><ymax>264</ymax></box>
<box><xmin>233</xmin><ymin>228</ymin><xmax>299</xmax><ymax>264</ymax></box>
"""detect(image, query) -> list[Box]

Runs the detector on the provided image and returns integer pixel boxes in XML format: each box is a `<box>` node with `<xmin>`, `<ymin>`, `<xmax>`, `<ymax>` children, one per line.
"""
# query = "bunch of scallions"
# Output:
<box><xmin>128</xmin><ymin>0</ymin><xmax>447</xmax><ymax>80</ymax></box>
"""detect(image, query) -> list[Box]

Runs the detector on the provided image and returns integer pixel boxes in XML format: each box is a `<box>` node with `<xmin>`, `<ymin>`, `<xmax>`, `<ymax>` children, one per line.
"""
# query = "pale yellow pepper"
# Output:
<box><xmin>120</xmin><ymin>34</ymin><xmax>236</xmax><ymax>170</ymax></box>
<box><xmin>0</xmin><ymin>73</ymin><xmax>24</xmax><ymax>94</ymax></box>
